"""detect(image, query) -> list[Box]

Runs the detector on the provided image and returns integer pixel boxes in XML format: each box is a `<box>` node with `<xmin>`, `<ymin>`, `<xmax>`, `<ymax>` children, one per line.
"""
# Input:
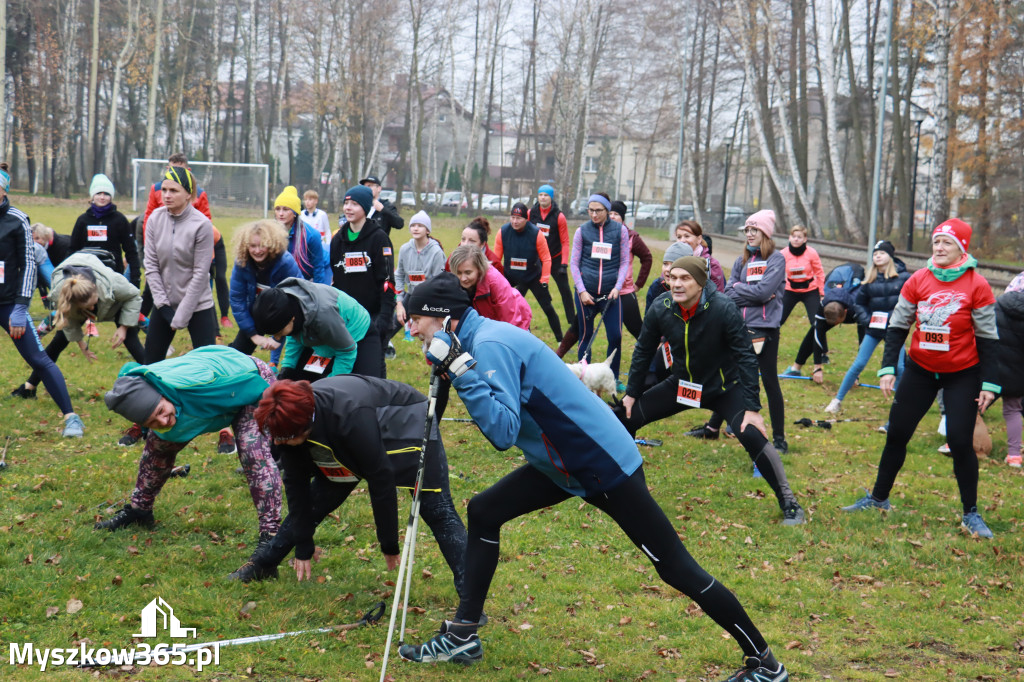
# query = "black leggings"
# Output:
<box><xmin>780</xmin><ymin>288</ymin><xmax>819</xmax><ymax>326</ymax></box>
<box><xmin>211</xmin><ymin>239</ymin><xmax>230</xmax><ymax>320</ymax></box>
<box><xmin>620</xmin><ymin>291</ymin><xmax>643</xmax><ymax>341</ymax></box>
<box><xmin>794</xmin><ymin>323</ymin><xmax>866</xmax><ymax>365</ymax></box>
<box><xmin>619</xmin><ymin>379</ymin><xmax>797</xmax><ymax>511</ymax></box>
<box><xmin>143</xmin><ymin>306</ymin><xmax>218</xmax><ymax>364</ymax></box>
<box><xmin>515</xmin><ymin>279</ymin><xmax>563</xmax><ymax>342</ymax></box>
<box><xmin>352</xmin><ymin>330</ymin><xmax>385</xmax><ymax>378</ymax></box>
<box><xmin>456</xmin><ymin>464</ymin><xmax>768</xmax><ymax>658</ymax></box>
<box><xmin>872</xmin><ymin>358</ymin><xmax>981</xmax><ymax>512</ymax></box>
<box><xmin>549</xmin><ymin>264</ymin><xmax>577</xmax><ymax>329</ymax></box>
<box><xmin>259</xmin><ymin>441</ymin><xmax>467</xmax><ymax>597</ymax></box>
<box><xmin>27</xmin><ymin>326</ymin><xmax>145</xmax><ymax>386</ymax></box>
<box><xmin>709</xmin><ymin>328</ymin><xmax>785</xmax><ymax>441</ymax></box>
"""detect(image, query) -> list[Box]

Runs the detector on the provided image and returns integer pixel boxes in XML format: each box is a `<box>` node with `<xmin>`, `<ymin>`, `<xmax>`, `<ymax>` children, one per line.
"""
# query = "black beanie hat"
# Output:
<box><xmin>510</xmin><ymin>202</ymin><xmax>529</xmax><ymax>218</ymax></box>
<box><xmin>872</xmin><ymin>239</ymin><xmax>896</xmax><ymax>259</ymax></box>
<box><xmin>251</xmin><ymin>288</ymin><xmax>301</xmax><ymax>334</ymax></box>
<box><xmin>610</xmin><ymin>200</ymin><xmax>628</xmax><ymax>218</ymax></box>
<box><xmin>405</xmin><ymin>272</ymin><xmax>472</xmax><ymax>319</ymax></box>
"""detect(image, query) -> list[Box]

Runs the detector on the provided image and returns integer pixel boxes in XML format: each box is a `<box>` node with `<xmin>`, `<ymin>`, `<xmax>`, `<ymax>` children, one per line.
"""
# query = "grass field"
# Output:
<box><xmin>1</xmin><ymin>198</ymin><xmax>1022</xmax><ymax>680</ymax></box>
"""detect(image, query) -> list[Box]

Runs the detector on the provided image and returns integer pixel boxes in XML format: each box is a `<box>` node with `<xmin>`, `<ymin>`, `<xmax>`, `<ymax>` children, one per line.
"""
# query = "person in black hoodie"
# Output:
<box><xmin>996</xmin><ymin>275</ymin><xmax>1024</xmax><ymax>468</ymax></box>
<box><xmin>360</xmin><ymin>175</ymin><xmax>404</xmax><ymax>237</ymax></box>
<box><xmin>330</xmin><ymin>185</ymin><xmax>396</xmax><ymax>378</ymax></box>
<box><xmin>32</xmin><ymin>223</ymin><xmax>72</xmax><ymax>268</ymax></box>
<box><xmin>615</xmin><ymin>256</ymin><xmax>804</xmax><ymax>526</ymax></box>
<box><xmin>229</xmin><ymin>376</ymin><xmax>466</xmax><ymax>596</ymax></box>
<box><xmin>68</xmin><ymin>174</ymin><xmax>141</xmax><ymax>287</ymax></box>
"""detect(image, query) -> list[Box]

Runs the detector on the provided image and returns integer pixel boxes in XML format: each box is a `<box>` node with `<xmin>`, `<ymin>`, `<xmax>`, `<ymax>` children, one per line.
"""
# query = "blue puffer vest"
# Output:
<box><xmin>499</xmin><ymin>222</ymin><xmax>543</xmax><ymax>286</ymax></box>
<box><xmin>577</xmin><ymin>219</ymin><xmax>624</xmax><ymax>296</ymax></box>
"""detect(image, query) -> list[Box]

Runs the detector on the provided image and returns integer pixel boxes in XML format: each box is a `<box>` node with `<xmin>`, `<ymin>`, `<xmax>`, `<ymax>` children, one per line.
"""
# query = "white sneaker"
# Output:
<box><xmin>825</xmin><ymin>398</ymin><xmax>842</xmax><ymax>415</ymax></box>
<box><xmin>937</xmin><ymin>415</ymin><xmax>947</xmax><ymax>436</ymax></box>
<box><xmin>938</xmin><ymin>443</ymin><xmax>951</xmax><ymax>455</ymax></box>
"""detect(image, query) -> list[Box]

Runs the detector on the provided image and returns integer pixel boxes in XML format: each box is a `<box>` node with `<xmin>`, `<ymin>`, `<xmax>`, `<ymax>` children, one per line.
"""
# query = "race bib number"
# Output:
<box><xmin>869</xmin><ymin>311</ymin><xmax>889</xmax><ymax>330</ymax></box>
<box><xmin>344</xmin><ymin>252</ymin><xmax>368</xmax><ymax>273</ymax></box>
<box><xmin>510</xmin><ymin>258</ymin><xmax>528</xmax><ymax>270</ymax></box>
<box><xmin>788</xmin><ymin>265</ymin><xmax>805</xmax><ymax>276</ymax></box>
<box><xmin>0</xmin><ymin>261</ymin><xmax>4</xmax><ymax>284</ymax></box>
<box><xmin>408</xmin><ymin>272</ymin><xmax>426</xmax><ymax>283</ymax></box>
<box><xmin>87</xmin><ymin>225</ymin><xmax>107</xmax><ymax>242</ymax></box>
<box><xmin>919</xmin><ymin>324</ymin><xmax>950</xmax><ymax>351</ymax></box>
<box><xmin>308</xmin><ymin>440</ymin><xmax>360</xmax><ymax>483</ymax></box>
<box><xmin>303</xmin><ymin>354</ymin><xmax>330</xmax><ymax>374</ymax></box>
<box><xmin>591</xmin><ymin>241</ymin><xmax>612</xmax><ymax>260</ymax></box>
<box><xmin>676</xmin><ymin>380</ymin><xmax>703</xmax><ymax>408</ymax></box>
<box><xmin>536</xmin><ymin>223</ymin><xmax>550</xmax><ymax>237</ymax></box>
<box><xmin>746</xmin><ymin>261</ymin><xmax>767</xmax><ymax>283</ymax></box>
<box><xmin>661</xmin><ymin>341</ymin><xmax>673</xmax><ymax>368</ymax></box>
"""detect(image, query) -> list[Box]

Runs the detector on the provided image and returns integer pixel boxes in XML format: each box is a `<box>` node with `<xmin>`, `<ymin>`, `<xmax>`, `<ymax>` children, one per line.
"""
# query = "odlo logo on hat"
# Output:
<box><xmin>422</xmin><ymin>305</ymin><xmax>450</xmax><ymax>313</ymax></box>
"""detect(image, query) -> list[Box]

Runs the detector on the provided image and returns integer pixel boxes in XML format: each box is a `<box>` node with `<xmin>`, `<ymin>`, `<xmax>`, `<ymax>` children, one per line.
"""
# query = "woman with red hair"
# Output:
<box><xmin>230</xmin><ymin>376</ymin><xmax>467</xmax><ymax>594</ymax></box>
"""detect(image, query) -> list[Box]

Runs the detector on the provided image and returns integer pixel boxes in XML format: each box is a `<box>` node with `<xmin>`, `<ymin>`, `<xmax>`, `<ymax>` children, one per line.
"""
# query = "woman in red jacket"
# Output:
<box><xmin>843</xmin><ymin>219</ymin><xmax>1000</xmax><ymax>539</ymax></box>
<box><xmin>449</xmin><ymin>244</ymin><xmax>531</xmax><ymax>330</ymax></box>
<box><xmin>779</xmin><ymin>225</ymin><xmax>825</xmax><ymax>326</ymax></box>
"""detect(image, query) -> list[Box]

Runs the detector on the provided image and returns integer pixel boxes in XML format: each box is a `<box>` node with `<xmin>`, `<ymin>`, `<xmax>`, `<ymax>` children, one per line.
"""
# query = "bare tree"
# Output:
<box><xmin>145</xmin><ymin>0</ymin><xmax>165</xmax><ymax>158</ymax></box>
<box><xmin>104</xmin><ymin>0</ymin><xmax>139</xmax><ymax>174</ymax></box>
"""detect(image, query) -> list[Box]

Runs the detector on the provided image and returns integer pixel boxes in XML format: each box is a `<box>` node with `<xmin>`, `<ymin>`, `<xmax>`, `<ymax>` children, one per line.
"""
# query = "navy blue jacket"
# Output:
<box><xmin>853</xmin><ymin>258</ymin><xmax>910</xmax><ymax>339</ymax></box>
<box><xmin>451</xmin><ymin>309</ymin><xmax>641</xmax><ymax>496</ymax></box>
<box><xmin>229</xmin><ymin>251</ymin><xmax>302</xmax><ymax>337</ymax></box>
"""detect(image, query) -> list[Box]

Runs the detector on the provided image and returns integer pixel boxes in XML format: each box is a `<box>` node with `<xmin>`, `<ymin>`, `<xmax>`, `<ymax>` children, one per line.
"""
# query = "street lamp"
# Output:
<box><xmin>718</xmin><ymin>142</ymin><xmax>732</xmax><ymax>234</ymax></box>
<box><xmin>631</xmin><ymin>146</ymin><xmax>639</xmax><ymax>220</ymax></box>
<box><xmin>906</xmin><ymin>106</ymin><xmax>927</xmax><ymax>251</ymax></box>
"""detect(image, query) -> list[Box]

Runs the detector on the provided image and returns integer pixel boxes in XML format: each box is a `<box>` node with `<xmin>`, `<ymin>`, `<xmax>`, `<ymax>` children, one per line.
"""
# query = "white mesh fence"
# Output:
<box><xmin>132</xmin><ymin>159</ymin><xmax>269</xmax><ymax>216</ymax></box>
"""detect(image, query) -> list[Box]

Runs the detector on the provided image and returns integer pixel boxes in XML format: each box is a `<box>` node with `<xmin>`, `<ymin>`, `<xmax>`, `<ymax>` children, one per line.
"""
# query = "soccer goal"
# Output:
<box><xmin>131</xmin><ymin>159</ymin><xmax>269</xmax><ymax>217</ymax></box>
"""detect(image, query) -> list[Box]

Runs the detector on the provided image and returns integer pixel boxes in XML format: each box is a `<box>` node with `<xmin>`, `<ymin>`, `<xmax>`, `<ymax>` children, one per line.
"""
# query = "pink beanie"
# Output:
<box><xmin>932</xmin><ymin>218</ymin><xmax>971</xmax><ymax>254</ymax></box>
<box><xmin>743</xmin><ymin>209</ymin><xmax>776</xmax><ymax>238</ymax></box>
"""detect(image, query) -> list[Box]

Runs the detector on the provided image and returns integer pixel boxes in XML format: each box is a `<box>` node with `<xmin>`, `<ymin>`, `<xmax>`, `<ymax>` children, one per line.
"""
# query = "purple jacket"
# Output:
<box><xmin>725</xmin><ymin>249</ymin><xmax>786</xmax><ymax>329</ymax></box>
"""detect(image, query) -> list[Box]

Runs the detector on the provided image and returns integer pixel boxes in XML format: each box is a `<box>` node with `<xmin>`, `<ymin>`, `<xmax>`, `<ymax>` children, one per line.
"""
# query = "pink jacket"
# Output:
<box><xmin>694</xmin><ymin>245</ymin><xmax>726</xmax><ymax>292</ymax></box>
<box><xmin>781</xmin><ymin>245</ymin><xmax>825</xmax><ymax>294</ymax></box>
<box><xmin>471</xmin><ymin>266</ymin><xmax>532</xmax><ymax>330</ymax></box>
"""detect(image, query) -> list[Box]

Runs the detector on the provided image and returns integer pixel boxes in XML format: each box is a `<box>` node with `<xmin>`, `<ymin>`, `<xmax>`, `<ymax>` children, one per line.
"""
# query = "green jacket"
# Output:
<box><xmin>278</xmin><ymin>278</ymin><xmax>370</xmax><ymax>376</ymax></box>
<box><xmin>118</xmin><ymin>346</ymin><xmax>270</xmax><ymax>442</ymax></box>
<box><xmin>625</xmin><ymin>280</ymin><xmax>762</xmax><ymax>411</ymax></box>
<box><xmin>51</xmin><ymin>253</ymin><xmax>141</xmax><ymax>343</ymax></box>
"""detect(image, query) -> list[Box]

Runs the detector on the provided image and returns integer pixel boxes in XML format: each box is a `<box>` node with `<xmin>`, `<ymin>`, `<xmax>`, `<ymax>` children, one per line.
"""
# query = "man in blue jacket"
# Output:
<box><xmin>98</xmin><ymin>346</ymin><xmax>283</xmax><ymax>558</ymax></box>
<box><xmin>397</xmin><ymin>273</ymin><xmax>789</xmax><ymax>682</ymax></box>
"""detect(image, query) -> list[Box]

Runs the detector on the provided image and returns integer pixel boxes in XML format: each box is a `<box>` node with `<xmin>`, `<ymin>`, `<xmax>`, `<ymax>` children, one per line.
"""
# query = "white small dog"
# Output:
<box><xmin>566</xmin><ymin>349</ymin><xmax>618</xmax><ymax>397</ymax></box>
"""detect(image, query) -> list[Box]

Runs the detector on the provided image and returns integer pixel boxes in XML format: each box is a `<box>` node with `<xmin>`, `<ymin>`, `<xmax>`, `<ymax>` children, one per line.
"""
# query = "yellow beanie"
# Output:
<box><xmin>274</xmin><ymin>185</ymin><xmax>301</xmax><ymax>215</ymax></box>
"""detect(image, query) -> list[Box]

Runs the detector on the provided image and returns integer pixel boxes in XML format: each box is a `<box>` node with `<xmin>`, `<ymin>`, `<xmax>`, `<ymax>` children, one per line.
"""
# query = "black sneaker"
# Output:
<box><xmin>781</xmin><ymin>503</ymin><xmax>805</xmax><ymax>526</ymax></box>
<box><xmin>385</xmin><ymin>342</ymin><xmax>397</xmax><ymax>360</ymax></box>
<box><xmin>95</xmin><ymin>504</ymin><xmax>155</xmax><ymax>531</ymax></box>
<box><xmin>118</xmin><ymin>423</ymin><xmax>145</xmax><ymax>447</ymax></box>
<box><xmin>252</xmin><ymin>531</ymin><xmax>275</xmax><ymax>557</ymax></box>
<box><xmin>217</xmin><ymin>430</ymin><xmax>237</xmax><ymax>455</ymax></box>
<box><xmin>227</xmin><ymin>560</ymin><xmax>279</xmax><ymax>582</ymax></box>
<box><xmin>721</xmin><ymin>656</ymin><xmax>788</xmax><ymax>681</ymax></box>
<box><xmin>773</xmin><ymin>438</ymin><xmax>789</xmax><ymax>454</ymax></box>
<box><xmin>10</xmin><ymin>385</ymin><xmax>36</xmax><ymax>399</ymax></box>
<box><xmin>398</xmin><ymin>621</ymin><xmax>483</xmax><ymax>665</ymax></box>
<box><xmin>684</xmin><ymin>424</ymin><xmax>720</xmax><ymax>440</ymax></box>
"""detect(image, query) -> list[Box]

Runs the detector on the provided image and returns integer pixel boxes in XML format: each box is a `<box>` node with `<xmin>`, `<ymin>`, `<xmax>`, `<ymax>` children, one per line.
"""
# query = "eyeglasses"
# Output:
<box><xmin>588</xmin><ymin>207</ymin><xmax>607</xmax><ymax>214</ymax></box>
<box><xmin>743</xmin><ymin>227</ymin><xmax>760</xmax><ymax>235</ymax></box>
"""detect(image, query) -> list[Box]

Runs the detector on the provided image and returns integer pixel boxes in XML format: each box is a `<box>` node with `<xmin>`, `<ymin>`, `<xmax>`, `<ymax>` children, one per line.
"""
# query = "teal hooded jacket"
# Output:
<box><xmin>118</xmin><ymin>346</ymin><xmax>271</xmax><ymax>442</ymax></box>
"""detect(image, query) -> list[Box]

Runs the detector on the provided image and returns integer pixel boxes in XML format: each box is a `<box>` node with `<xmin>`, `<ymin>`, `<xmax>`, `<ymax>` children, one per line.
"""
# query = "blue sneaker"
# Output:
<box><xmin>842</xmin><ymin>491</ymin><xmax>891</xmax><ymax>512</ymax></box>
<box><xmin>399</xmin><ymin>621</ymin><xmax>482</xmax><ymax>665</ymax></box>
<box><xmin>62</xmin><ymin>414</ymin><xmax>85</xmax><ymax>438</ymax></box>
<box><xmin>616</xmin><ymin>381</ymin><xmax>626</xmax><ymax>393</ymax></box>
<box><xmin>961</xmin><ymin>508</ymin><xmax>993</xmax><ymax>538</ymax></box>
<box><xmin>782</xmin><ymin>366</ymin><xmax>802</xmax><ymax>377</ymax></box>
<box><xmin>721</xmin><ymin>656</ymin><xmax>789</xmax><ymax>681</ymax></box>
<box><xmin>752</xmin><ymin>464</ymin><xmax>762</xmax><ymax>478</ymax></box>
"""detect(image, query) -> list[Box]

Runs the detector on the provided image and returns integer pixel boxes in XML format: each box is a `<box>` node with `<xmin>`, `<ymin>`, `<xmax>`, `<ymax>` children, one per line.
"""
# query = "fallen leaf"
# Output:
<box><xmin>127</xmin><ymin>546</ymin><xmax>139</xmax><ymax>556</ymax></box>
<box><xmin>421</xmin><ymin>568</ymin><xmax>433</xmax><ymax>579</ymax></box>
<box><xmin>784</xmin><ymin>640</ymin><xmax>802</xmax><ymax>650</ymax></box>
<box><xmin>66</xmin><ymin>599</ymin><xmax>84</xmax><ymax>614</ymax></box>
<box><xmin>519</xmin><ymin>622</ymin><xmax>533</xmax><ymax>630</ymax></box>
<box><xmin>46</xmin><ymin>606</ymin><xmax>59</xmax><ymax>618</ymax></box>
<box><xmin>240</xmin><ymin>601</ymin><xmax>257</xmax><ymax>617</ymax></box>
<box><xmin>618</xmin><ymin>616</ymin><xmax>632</xmax><ymax>626</ymax></box>
<box><xmin>45</xmin><ymin>553</ymin><xmax>62</xmax><ymax>565</ymax></box>
<box><xmin>112</xmin><ymin>575</ymin><xmax>123</xmax><ymax>586</ymax></box>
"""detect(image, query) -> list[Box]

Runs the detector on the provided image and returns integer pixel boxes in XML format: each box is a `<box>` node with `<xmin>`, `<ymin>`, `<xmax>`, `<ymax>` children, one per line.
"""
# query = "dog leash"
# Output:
<box><xmin>578</xmin><ymin>295</ymin><xmax>610</xmax><ymax>360</ymax></box>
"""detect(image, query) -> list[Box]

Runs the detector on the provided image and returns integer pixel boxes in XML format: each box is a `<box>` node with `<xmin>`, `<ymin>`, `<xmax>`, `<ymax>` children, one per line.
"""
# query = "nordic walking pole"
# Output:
<box><xmin>380</xmin><ymin>367</ymin><xmax>439</xmax><ymax>682</ymax></box>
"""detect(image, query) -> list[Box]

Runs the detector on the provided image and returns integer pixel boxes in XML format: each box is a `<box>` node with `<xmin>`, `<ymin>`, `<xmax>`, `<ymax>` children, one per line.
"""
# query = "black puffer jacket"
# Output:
<box><xmin>626</xmin><ymin>279</ymin><xmax>761</xmax><ymax>411</ymax></box>
<box><xmin>996</xmin><ymin>291</ymin><xmax>1024</xmax><ymax>398</ymax></box>
<box><xmin>853</xmin><ymin>258</ymin><xmax>910</xmax><ymax>338</ymax></box>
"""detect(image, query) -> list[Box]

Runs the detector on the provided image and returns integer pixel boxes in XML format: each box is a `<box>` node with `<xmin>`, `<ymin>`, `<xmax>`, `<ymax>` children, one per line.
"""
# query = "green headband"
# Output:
<box><xmin>164</xmin><ymin>166</ymin><xmax>195</xmax><ymax>195</ymax></box>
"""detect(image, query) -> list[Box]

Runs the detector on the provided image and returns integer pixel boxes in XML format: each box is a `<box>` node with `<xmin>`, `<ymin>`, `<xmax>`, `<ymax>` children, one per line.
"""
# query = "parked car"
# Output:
<box><xmin>480</xmin><ymin>195</ymin><xmax>510</xmax><ymax>212</ymax></box>
<box><xmin>379</xmin><ymin>189</ymin><xmax>397</xmax><ymax>203</ymax></box>
<box><xmin>635</xmin><ymin>203</ymin><xmax>669</xmax><ymax>221</ymax></box>
<box><xmin>441</xmin><ymin>191</ymin><xmax>465</xmax><ymax>208</ymax></box>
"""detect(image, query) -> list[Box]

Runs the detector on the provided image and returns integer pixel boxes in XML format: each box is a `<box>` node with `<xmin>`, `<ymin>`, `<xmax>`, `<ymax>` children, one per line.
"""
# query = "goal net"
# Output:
<box><xmin>131</xmin><ymin>159</ymin><xmax>269</xmax><ymax>217</ymax></box>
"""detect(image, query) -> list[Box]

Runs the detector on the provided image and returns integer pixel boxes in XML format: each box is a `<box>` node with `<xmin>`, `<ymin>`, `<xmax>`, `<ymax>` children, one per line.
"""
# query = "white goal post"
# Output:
<box><xmin>131</xmin><ymin>159</ymin><xmax>269</xmax><ymax>217</ymax></box>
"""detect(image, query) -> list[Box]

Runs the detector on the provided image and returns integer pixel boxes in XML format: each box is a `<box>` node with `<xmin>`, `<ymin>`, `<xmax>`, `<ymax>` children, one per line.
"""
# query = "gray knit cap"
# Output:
<box><xmin>663</xmin><ymin>242</ymin><xmax>694</xmax><ymax>263</ymax></box>
<box><xmin>105</xmin><ymin>376</ymin><xmax>162</xmax><ymax>424</ymax></box>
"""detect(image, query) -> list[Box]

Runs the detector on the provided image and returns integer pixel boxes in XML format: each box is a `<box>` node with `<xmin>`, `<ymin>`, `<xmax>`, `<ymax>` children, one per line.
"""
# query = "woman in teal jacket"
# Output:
<box><xmin>97</xmin><ymin>345</ymin><xmax>283</xmax><ymax>556</ymax></box>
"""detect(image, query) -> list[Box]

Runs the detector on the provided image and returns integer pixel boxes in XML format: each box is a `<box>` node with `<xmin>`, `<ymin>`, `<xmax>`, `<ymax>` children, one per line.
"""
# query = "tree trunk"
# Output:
<box><xmin>53</xmin><ymin>0</ymin><xmax>83</xmax><ymax>198</ymax></box>
<box><xmin>104</xmin><ymin>0</ymin><xmax>138</xmax><ymax>175</ymax></box>
<box><xmin>931</xmin><ymin>0</ymin><xmax>953</xmax><ymax>224</ymax></box>
<box><xmin>145</xmin><ymin>0</ymin><xmax>165</xmax><ymax>158</ymax></box>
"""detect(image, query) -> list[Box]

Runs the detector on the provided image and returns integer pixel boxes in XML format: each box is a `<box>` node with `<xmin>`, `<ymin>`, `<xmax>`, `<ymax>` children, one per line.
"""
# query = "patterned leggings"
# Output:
<box><xmin>129</xmin><ymin>358</ymin><xmax>282</xmax><ymax>534</ymax></box>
